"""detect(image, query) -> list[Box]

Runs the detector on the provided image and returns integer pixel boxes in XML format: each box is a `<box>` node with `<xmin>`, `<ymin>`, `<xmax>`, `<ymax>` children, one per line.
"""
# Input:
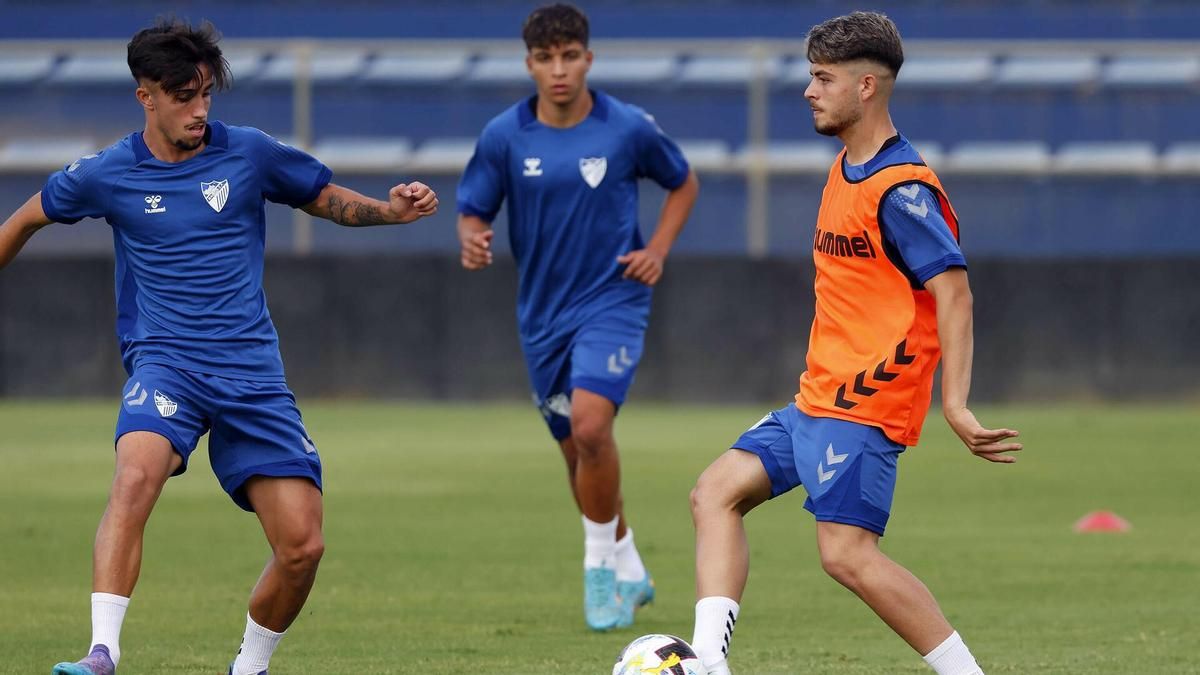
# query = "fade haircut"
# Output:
<box><xmin>127</xmin><ymin>18</ymin><xmax>231</xmax><ymax>95</ymax></box>
<box><xmin>522</xmin><ymin>3</ymin><xmax>589</xmax><ymax>51</ymax></box>
<box><xmin>806</xmin><ymin>11</ymin><xmax>904</xmax><ymax>77</ymax></box>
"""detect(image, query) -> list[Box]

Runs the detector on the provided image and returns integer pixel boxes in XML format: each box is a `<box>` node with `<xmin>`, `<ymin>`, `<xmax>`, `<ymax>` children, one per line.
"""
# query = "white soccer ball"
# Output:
<box><xmin>613</xmin><ymin>634</ymin><xmax>706</xmax><ymax>675</ymax></box>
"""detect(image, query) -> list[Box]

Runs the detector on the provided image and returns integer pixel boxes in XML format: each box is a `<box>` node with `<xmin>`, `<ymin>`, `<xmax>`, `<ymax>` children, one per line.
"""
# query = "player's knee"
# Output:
<box><xmin>109</xmin><ymin>463</ymin><xmax>161</xmax><ymax>507</ymax></box>
<box><xmin>818</xmin><ymin>543</ymin><xmax>869</xmax><ymax>589</ymax></box>
<box><xmin>276</xmin><ymin>533</ymin><xmax>325</xmax><ymax>576</ymax></box>
<box><xmin>569</xmin><ymin>415</ymin><xmax>612</xmax><ymax>458</ymax></box>
<box><xmin>690</xmin><ymin>470</ymin><xmax>729</xmax><ymax>520</ymax></box>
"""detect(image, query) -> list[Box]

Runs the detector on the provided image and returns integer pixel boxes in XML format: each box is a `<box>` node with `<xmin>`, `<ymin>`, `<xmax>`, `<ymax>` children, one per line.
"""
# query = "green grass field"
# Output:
<box><xmin>0</xmin><ymin>401</ymin><xmax>1195</xmax><ymax>674</ymax></box>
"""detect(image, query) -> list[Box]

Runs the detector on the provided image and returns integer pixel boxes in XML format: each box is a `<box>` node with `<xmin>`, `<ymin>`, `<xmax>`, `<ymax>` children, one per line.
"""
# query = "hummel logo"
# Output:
<box><xmin>814</xmin><ymin>228</ymin><xmax>877</xmax><ymax>259</ymax></box>
<box><xmin>523</xmin><ymin>157</ymin><xmax>543</xmax><ymax>177</ymax></box>
<box><xmin>896</xmin><ymin>184</ymin><xmax>921</xmax><ymax>200</ymax></box>
<box><xmin>904</xmin><ymin>200</ymin><xmax>929</xmax><ymax>218</ymax></box>
<box><xmin>124</xmin><ymin>381</ymin><xmax>147</xmax><ymax>406</ymax></box>
<box><xmin>68</xmin><ymin>154</ymin><xmax>99</xmax><ymax>173</ymax></box>
<box><xmin>607</xmin><ymin>346</ymin><xmax>635</xmax><ymax>375</ymax></box>
<box><xmin>817</xmin><ymin>443</ymin><xmax>848</xmax><ymax>484</ymax></box>
<box><xmin>143</xmin><ymin>195</ymin><xmax>166</xmax><ymax>214</ymax></box>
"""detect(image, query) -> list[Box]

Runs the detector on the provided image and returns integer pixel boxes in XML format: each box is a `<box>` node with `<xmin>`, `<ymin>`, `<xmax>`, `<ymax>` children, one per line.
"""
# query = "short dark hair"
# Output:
<box><xmin>127</xmin><ymin>18</ymin><xmax>231</xmax><ymax>94</ymax></box>
<box><xmin>806</xmin><ymin>11</ymin><xmax>904</xmax><ymax>76</ymax></box>
<box><xmin>522</xmin><ymin>3</ymin><xmax>589</xmax><ymax>50</ymax></box>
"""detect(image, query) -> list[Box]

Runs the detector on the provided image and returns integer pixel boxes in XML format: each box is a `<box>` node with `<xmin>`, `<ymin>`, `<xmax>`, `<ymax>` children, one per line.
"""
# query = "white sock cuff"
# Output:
<box><xmin>582</xmin><ymin>514</ymin><xmax>619</xmax><ymax>537</ymax></box>
<box><xmin>91</xmin><ymin>592</ymin><xmax>130</xmax><ymax>608</ymax></box>
<box><xmin>615</xmin><ymin>527</ymin><xmax>634</xmax><ymax>549</ymax></box>
<box><xmin>923</xmin><ymin>631</ymin><xmax>981</xmax><ymax>675</ymax></box>
<box><xmin>246</xmin><ymin>612</ymin><xmax>286</xmax><ymax>638</ymax></box>
<box><xmin>696</xmin><ymin>596</ymin><xmax>739</xmax><ymax>615</ymax></box>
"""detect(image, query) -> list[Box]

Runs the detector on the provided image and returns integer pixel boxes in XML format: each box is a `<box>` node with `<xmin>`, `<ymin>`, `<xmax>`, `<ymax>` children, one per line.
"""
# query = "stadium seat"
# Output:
<box><xmin>995</xmin><ymin>55</ymin><xmax>1101</xmax><ymax>87</ymax></box>
<box><xmin>1160</xmin><ymin>142</ymin><xmax>1200</xmax><ymax>174</ymax></box>
<box><xmin>897</xmin><ymin>56</ymin><xmax>994</xmax><ymax>88</ymax></box>
<box><xmin>0</xmin><ymin>53</ymin><xmax>57</xmax><ymax>85</ymax></box>
<box><xmin>588</xmin><ymin>55</ymin><xmax>678</xmax><ymax>86</ymax></box>
<box><xmin>258</xmin><ymin>49</ymin><xmax>370</xmax><ymax>84</ymax></box>
<box><xmin>409</xmin><ymin>137</ymin><xmax>478</xmax><ymax>172</ymax></box>
<box><xmin>1102</xmin><ymin>55</ymin><xmax>1200</xmax><ymax>87</ymax></box>
<box><xmin>465</xmin><ymin>53</ymin><xmax>529</xmax><ymax>85</ymax></box>
<box><xmin>310</xmin><ymin>137</ymin><xmax>413</xmax><ymax>173</ymax></box>
<box><xmin>677</xmin><ymin>55</ymin><xmax>782</xmax><ymax>85</ymax></box>
<box><xmin>0</xmin><ymin>137</ymin><xmax>98</xmax><ymax>171</ymax></box>
<box><xmin>1053</xmin><ymin>141</ymin><xmax>1158</xmax><ymax>174</ymax></box>
<box><xmin>740</xmin><ymin>141</ymin><xmax>838</xmax><ymax>172</ymax></box>
<box><xmin>49</xmin><ymin>51</ymin><xmax>131</xmax><ymax>85</ymax></box>
<box><xmin>361</xmin><ymin>51</ymin><xmax>472</xmax><ymax>84</ymax></box>
<box><xmin>945</xmin><ymin>141</ymin><xmax>1052</xmax><ymax>174</ymax></box>
<box><xmin>675</xmin><ymin>139</ymin><xmax>731</xmax><ymax>173</ymax></box>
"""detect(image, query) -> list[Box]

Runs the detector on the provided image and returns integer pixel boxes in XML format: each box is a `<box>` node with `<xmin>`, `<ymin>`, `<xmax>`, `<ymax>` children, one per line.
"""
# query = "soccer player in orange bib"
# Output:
<box><xmin>687</xmin><ymin>12</ymin><xmax>1021</xmax><ymax>675</ymax></box>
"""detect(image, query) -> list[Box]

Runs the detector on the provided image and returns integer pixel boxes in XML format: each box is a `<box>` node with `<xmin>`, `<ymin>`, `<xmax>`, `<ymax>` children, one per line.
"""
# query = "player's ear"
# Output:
<box><xmin>859</xmin><ymin>72</ymin><xmax>876</xmax><ymax>102</ymax></box>
<box><xmin>585</xmin><ymin>49</ymin><xmax>594</xmax><ymax>69</ymax></box>
<box><xmin>135</xmin><ymin>84</ymin><xmax>154</xmax><ymax>111</ymax></box>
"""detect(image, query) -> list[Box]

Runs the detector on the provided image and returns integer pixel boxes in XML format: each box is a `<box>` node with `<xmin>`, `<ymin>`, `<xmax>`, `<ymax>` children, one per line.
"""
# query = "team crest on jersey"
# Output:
<box><xmin>153</xmin><ymin>390</ymin><xmax>178</xmax><ymax>418</ymax></box>
<box><xmin>523</xmin><ymin>157</ymin><xmax>543</xmax><ymax>177</ymax></box>
<box><xmin>201</xmin><ymin>179</ymin><xmax>230</xmax><ymax>213</ymax></box>
<box><xmin>579</xmin><ymin>157</ymin><xmax>607</xmax><ymax>188</ymax></box>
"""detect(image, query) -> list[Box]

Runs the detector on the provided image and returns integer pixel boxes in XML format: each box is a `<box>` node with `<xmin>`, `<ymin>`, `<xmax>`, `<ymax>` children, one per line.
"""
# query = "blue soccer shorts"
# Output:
<box><xmin>731</xmin><ymin>403</ymin><xmax>906</xmax><ymax>536</ymax></box>
<box><xmin>115</xmin><ymin>363</ymin><xmax>323</xmax><ymax>512</ymax></box>
<box><xmin>523</xmin><ymin>309</ymin><xmax>647</xmax><ymax>440</ymax></box>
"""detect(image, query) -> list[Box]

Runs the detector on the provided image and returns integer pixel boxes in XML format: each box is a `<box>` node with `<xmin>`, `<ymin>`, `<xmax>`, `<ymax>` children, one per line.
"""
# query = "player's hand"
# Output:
<box><xmin>461</xmin><ymin>229</ymin><xmax>494</xmax><ymax>270</ymax></box>
<box><xmin>388</xmin><ymin>182</ymin><xmax>439</xmax><ymax>223</ymax></box>
<box><xmin>617</xmin><ymin>248</ymin><xmax>665</xmax><ymax>286</ymax></box>
<box><xmin>944</xmin><ymin>406</ymin><xmax>1022</xmax><ymax>463</ymax></box>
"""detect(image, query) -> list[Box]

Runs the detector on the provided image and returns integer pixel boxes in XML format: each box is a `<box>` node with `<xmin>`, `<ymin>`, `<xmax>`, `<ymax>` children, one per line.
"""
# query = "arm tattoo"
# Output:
<box><xmin>325</xmin><ymin>193</ymin><xmax>390</xmax><ymax>227</ymax></box>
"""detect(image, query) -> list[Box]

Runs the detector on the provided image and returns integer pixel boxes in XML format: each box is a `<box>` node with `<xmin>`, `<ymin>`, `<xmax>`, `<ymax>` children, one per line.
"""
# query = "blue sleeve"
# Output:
<box><xmin>879</xmin><ymin>182</ymin><xmax>967</xmax><ymax>286</ymax></box>
<box><xmin>456</xmin><ymin>125</ymin><xmax>507</xmax><ymax>222</ymax></box>
<box><xmin>243</xmin><ymin>128</ymin><xmax>332</xmax><ymax>208</ymax></box>
<box><xmin>40</xmin><ymin>153</ymin><xmax>109</xmax><ymax>224</ymax></box>
<box><xmin>632</xmin><ymin>109</ymin><xmax>689</xmax><ymax>190</ymax></box>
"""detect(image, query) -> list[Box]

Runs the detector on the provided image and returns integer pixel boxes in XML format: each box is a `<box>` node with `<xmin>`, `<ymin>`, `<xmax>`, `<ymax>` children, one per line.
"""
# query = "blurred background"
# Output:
<box><xmin>0</xmin><ymin>0</ymin><xmax>1197</xmax><ymax>405</ymax></box>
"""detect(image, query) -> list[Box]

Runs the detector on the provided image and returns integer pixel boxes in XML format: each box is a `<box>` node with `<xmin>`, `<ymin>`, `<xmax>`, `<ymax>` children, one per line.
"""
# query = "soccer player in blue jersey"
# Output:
<box><xmin>457</xmin><ymin>3</ymin><xmax>699</xmax><ymax>632</ymax></box>
<box><xmin>0</xmin><ymin>20</ymin><xmax>437</xmax><ymax>675</ymax></box>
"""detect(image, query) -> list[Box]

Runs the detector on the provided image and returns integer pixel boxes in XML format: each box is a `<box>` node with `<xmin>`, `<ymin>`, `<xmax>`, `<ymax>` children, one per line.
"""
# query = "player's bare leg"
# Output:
<box><xmin>54</xmin><ymin>431</ymin><xmax>180</xmax><ymax>674</ymax></box>
<box><xmin>568</xmin><ymin>387</ymin><xmax>651</xmax><ymax>629</ymax></box>
<box><xmin>815</xmin><ymin>522</ymin><xmax>982</xmax><ymax>673</ymax></box>
<box><xmin>556</xmin><ymin>436</ymin><xmax>628</xmax><ymax>538</ymax></box>
<box><xmin>688</xmin><ymin>449</ymin><xmax>772</xmax><ymax>674</ymax></box>
<box><xmin>229</xmin><ymin>477</ymin><xmax>324</xmax><ymax>674</ymax></box>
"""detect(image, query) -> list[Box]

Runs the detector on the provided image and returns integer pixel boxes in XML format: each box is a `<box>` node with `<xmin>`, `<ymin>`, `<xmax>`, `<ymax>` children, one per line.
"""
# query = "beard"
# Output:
<box><xmin>172</xmin><ymin>137</ymin><xmax>203</xmax><ymax>151</ymax></box>
<box><xmin>813</xmin><ymin>106</ymin><xmax>862</xmax><ymax>137</ymax></box>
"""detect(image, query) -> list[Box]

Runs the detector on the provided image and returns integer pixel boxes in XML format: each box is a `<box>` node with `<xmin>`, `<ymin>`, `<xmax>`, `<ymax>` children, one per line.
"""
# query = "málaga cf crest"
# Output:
<box><xmin>579</xmin><ymin>157</ymin><xmax>607</xmax><ymax>188</ymax></box>
<box><xmin>201</xmin><ymin>179</ymin><xmax>229</xmax><ymax>213</ymax></box>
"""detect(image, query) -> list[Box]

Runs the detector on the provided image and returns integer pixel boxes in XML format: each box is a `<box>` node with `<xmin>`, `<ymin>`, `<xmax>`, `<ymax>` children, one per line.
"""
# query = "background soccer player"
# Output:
<box><xmin>686</xmin><ymin>12</ymin><xmax>1021</xmax><ymax>675</ymax></box>
<box><xmin>456</xmin><ymin>3</ymin><xmax>699</xmax><ymax>632</ymax></box>
<box><xmin>0</xmin><ymin>19</ymin><xmax>437</xmax><ymax>675</ymax></box>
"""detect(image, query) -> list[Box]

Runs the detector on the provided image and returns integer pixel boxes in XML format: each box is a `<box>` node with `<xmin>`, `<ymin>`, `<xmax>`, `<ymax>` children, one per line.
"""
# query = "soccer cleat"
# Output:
<box><xmin>583</xmin><ymin>566</ymin><xmax>622</xmax><ymax>631</ymax></box>
<box><xmin>227</xmin><ymin>667</ymin><xmax>267</xmax><ymax>675</ymax></box>
<box><xmin>616</xmin><ymin>573</ymin><xmax>656</xmax><ymax>628</ymax></box>
<box><xmin>52</xmin><ymin>644</ymin><xmax>115</xmax><ymax>675</ymax></box>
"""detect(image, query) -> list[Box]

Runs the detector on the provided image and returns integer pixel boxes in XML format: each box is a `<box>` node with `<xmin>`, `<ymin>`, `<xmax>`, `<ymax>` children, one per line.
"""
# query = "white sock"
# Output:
<box><xmin>582</xmin><ymin>515</ymin><xmax>618</xmax><ymax>569</ymax></box>
<box><xmin>614</xmin><ymin>528</ymin><xmax>648</xmax><ymax>582</ymax></box>
<box><xmin>692</xmin><ymin>596</ymin><xmax>739</xmax><ymax>670</ymax></box>
<box><xmin>231</xmin><ymin>612</ymin><xmax>286</xmax><ymax>675</ymax></box>
<box><xmin>90</xmin><ymin>592</ymin><xmax>129</xmax><ymax>666</ymax></box>
<box><xmin>923</xmin><ymin>631</ymin><xmax>983</xmax><ymax>675</ymax></box>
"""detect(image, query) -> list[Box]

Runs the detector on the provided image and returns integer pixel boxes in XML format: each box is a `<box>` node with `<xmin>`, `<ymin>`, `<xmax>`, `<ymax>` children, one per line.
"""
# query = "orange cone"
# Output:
<box><xmin>1073</xmin><ymin>510</ymin><xmax>1131</xmax><ymax>533</ymax></box>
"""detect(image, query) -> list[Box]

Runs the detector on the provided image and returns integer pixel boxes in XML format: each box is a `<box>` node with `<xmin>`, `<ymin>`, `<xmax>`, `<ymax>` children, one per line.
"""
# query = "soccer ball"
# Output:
<box><xmin>612</xmin><ymin>634</ymin><xmax>706</xmax><ymax>675</ymax></box>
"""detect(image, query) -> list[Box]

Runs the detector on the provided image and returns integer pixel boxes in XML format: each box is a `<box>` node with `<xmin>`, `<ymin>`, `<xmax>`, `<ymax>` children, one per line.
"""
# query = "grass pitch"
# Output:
<box><xmin>0</xmin><ymin>400</ymin><xmax>1194</xmax><ymax>674</ymax></box>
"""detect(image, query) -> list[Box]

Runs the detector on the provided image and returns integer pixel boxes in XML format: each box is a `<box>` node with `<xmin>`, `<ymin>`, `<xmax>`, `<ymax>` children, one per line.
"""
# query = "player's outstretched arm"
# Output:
<box><xmin>457</xmin><ymin>214</ymin><xmax>494</xmax><ymax>270</ymax></box>
<box><xmin>0</xmin><ymin>193</ymin><xmax>53</xmax><ymax>270</ymax></box>
<box><xmin>302</xmin><ymin>181</ymin><xmax>438</xmax><ymax>227</ymax></box>
<box><xmin>617</xmin><ymin>169</ymin><xmax>699</xmax><ymax>286</ymax></box>
<box><xmin>926</xmin><ymin>268</ymin><xmax>1022</xmax><ymax>463</ymax></box>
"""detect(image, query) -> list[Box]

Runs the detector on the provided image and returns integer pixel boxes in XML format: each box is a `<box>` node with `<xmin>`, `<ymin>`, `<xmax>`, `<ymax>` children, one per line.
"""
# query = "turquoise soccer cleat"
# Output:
<box><xmin>616</xmin><ymin>573</ymin><xmax>656</xmax><ymax>628</ymax></box>
<box><xmin>52</xmin><ymin>645</ymin><xmax>115</xmax><ymax>675</ymax></box>
<box><xmin>583</xmin><ymin>566</ymin><xmax>622</xmax><ymax>631</ymax></box>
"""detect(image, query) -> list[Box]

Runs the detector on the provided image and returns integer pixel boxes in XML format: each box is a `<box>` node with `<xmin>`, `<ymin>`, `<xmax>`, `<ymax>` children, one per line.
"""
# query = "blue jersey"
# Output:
<box><xmin>457</xmin><ymin>91</ymin><xmax>689</xmax><ymax>349</ymax></box>
<box><xmin>41</xmin><ymin>121</ymin><xmax>332</xmax><ymax>381</ymax></box>
<box><xmin>843</xmin><ymin>135</ymin><xmax>967</xmax><ymax>285</ymax></box>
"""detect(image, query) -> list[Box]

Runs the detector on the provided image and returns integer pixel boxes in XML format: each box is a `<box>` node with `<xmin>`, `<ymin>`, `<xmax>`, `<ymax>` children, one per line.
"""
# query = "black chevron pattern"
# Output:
<box><xmin>832</xmin><ymin>339</ymin><xmax>916</xmax><ymax>410</ymax></box>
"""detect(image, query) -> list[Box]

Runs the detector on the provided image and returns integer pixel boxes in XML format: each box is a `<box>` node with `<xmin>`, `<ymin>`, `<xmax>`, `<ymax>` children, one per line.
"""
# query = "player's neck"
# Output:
<box><xmin>142</xmin><ymin>125</ymin><xmax>207</xmax><ymax>163</ymax></box>
<box><xmin>839</xmin><ymin>112</ymin><xmax>897</xmax><ymax>166</ymax></box>
<box><xmin>536</xmin><ymin>89</ymin><xmax>593</xmax><ymax>129</ymax></box>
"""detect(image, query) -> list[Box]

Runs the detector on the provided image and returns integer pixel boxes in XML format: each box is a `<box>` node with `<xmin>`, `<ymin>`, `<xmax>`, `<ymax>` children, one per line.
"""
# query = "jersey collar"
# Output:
<box><xmin>519</xmin><ymin>89</ymin><xmax>608</xmax><ymax>128</ymax></box>
<box><xmin>131</xmin><ymin>121</ymin><xmax>228</xmax><ymax>163</ymax></box>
